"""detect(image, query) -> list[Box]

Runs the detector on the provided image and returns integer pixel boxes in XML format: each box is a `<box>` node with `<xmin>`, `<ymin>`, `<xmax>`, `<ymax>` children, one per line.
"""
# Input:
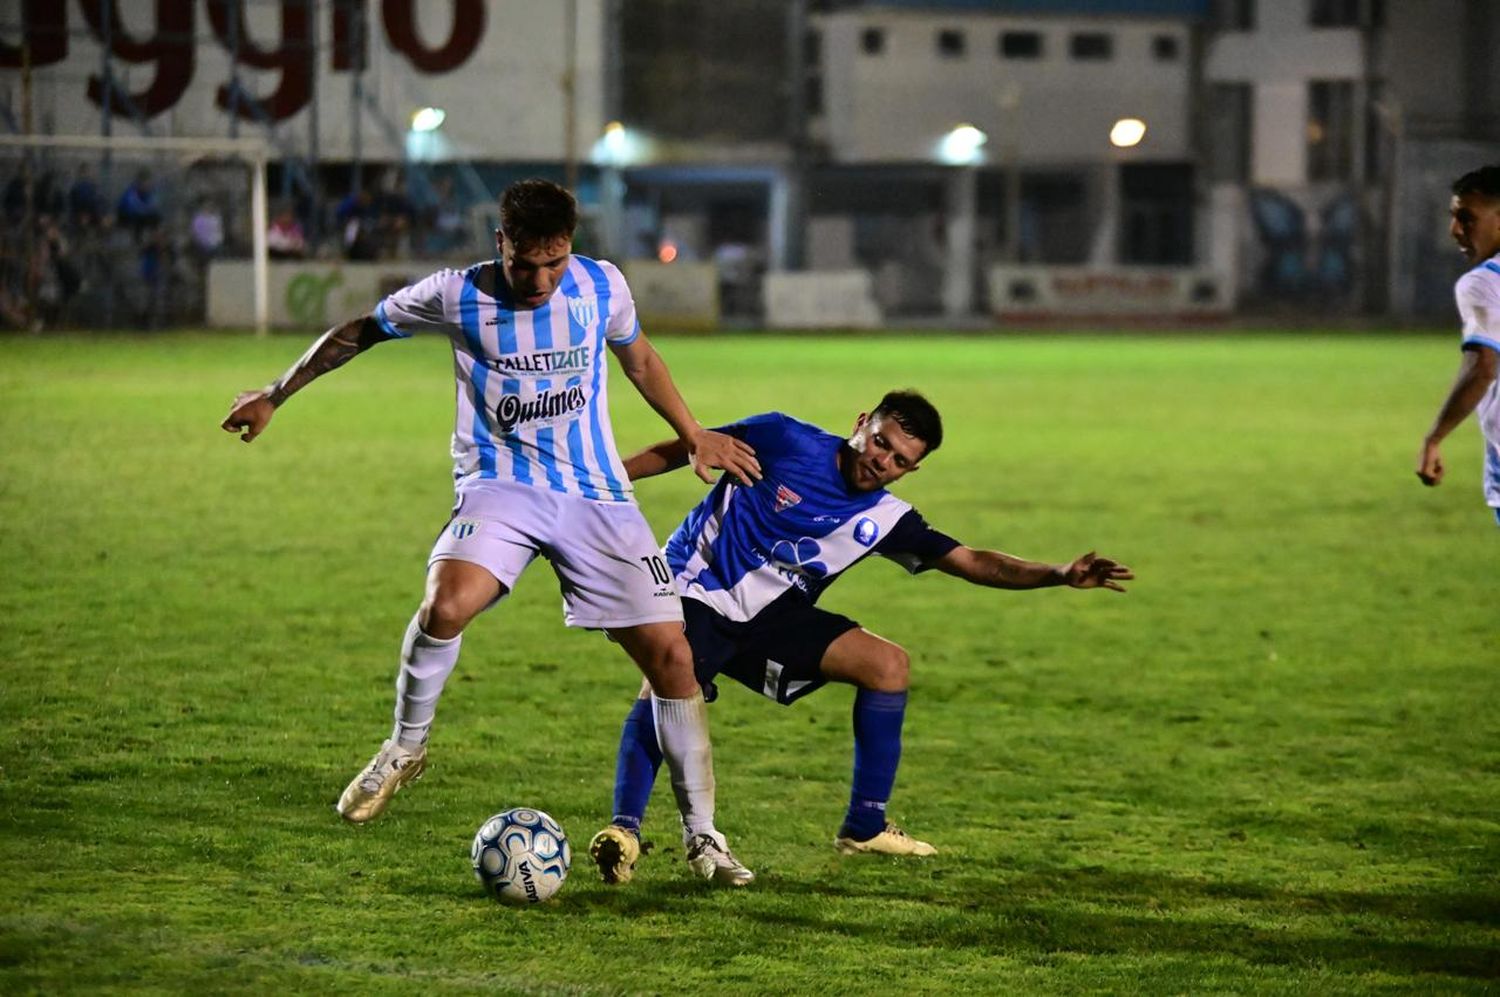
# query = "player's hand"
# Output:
<box><xmin>221</xmin><ymin>389</ymin><xmax>277</xmax><ymax>443</ymax></box>
<box><xmin>1415</xmin><ymin>438</ymin><xmax>1444</xmax><ymax>486</ymax></box>
<box><xmin>1064</xmin><ymin>551</ymin><xmax>1133</xmax><ymax>592</ymax></box>
<box><xmin>687</xmin><ymin>429</ymin><xmax>761</xmax><ymax>486</ymax></box>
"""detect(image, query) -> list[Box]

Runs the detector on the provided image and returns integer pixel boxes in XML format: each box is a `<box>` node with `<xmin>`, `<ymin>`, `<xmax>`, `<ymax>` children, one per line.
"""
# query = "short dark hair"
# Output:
<box><xmin>872</xmin><ymin>389</ymin><xmax>943</xmax><ymax>457</ymax></box>
<box><xmin>500</xmin><ymin>178</ymin><xmax>578</xmax><ymax>249</ymax></box>
<box><xmin>1452</xmin><ymin>165</ymin><xmax>1500</xmax><ymax>201</ymax></box>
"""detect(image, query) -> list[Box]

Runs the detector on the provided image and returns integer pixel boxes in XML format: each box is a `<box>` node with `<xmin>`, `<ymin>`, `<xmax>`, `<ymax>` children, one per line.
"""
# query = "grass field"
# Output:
<box><xmin>1</xmin><ymin>330</ymin><xmax>1497</xmax><ymax>995</ymax></box>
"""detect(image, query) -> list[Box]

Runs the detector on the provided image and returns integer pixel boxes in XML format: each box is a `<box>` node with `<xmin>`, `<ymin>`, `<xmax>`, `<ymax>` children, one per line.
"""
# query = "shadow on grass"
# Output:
<box><xmin>517</xmin><ymin>857</ymin><xmax>1500</xmax><ymax>981</ymax></box>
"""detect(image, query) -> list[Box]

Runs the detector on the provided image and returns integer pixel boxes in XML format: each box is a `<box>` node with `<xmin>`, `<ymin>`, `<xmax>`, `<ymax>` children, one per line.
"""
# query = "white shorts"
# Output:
<box><xmin>1485</xmin><ymin>439</ymin><xmax>1500</xmax><ymax>510</ymax></box>
<box><xmin>429</xmin><ymin>480</ymin><xmax>683</xmax><ymax>630</ymax></box>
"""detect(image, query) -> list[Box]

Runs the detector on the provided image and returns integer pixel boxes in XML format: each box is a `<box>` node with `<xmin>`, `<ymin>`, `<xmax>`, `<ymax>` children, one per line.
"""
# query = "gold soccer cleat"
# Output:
<box><xmin>588</xmin><ymin>824</ymin><xmax>642</xmax><ymax>885</ymax></box>
<box><xmin>834</xmin><ymin>822</ymin><xmax>937</xmax><ymax>857</ymax></box>
<box><xmin>336</xmin><ymin>739</ymin><xmax>427</xmax><ymax>823</ymax></box>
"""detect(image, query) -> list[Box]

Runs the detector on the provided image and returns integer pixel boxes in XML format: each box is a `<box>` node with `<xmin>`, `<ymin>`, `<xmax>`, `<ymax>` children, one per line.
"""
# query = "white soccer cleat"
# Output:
<box><xmin>588</xmin><ymin>824</ymin><xmax>642</xmax><ymax>885</ymax></box>
<box><xmin>336</xmin><ymin>739</ymin><xmax>427</xmax><ymax>824</ymax></box>
<box><xmin>834</xmin><ymin>822</ymin><xmax>937</xmax><ymax>857</ymax></box>
<box><xmin>685</xmin><ymin>830</ymin><xmax>755</xmax><ymax>887</ymax></box>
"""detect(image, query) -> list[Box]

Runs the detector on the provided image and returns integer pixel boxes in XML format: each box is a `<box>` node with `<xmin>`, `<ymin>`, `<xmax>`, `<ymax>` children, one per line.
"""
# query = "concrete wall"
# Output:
<box><xmin>1203</xmin><ymin>0</ymin><xmax>1364</xmax><ymax>186</ymax></box>
<box><xmin>814</xmin><ymin>9</ymin><xmax>1192</xmax><ymax>165</ymax></box>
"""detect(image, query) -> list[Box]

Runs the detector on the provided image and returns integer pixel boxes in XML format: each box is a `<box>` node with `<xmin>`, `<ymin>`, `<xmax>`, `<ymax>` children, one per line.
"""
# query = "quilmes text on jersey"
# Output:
<box><xmin>495</xmin><ymin>386</ymin><xmax>588</xmax><ymax>432</ymax></box>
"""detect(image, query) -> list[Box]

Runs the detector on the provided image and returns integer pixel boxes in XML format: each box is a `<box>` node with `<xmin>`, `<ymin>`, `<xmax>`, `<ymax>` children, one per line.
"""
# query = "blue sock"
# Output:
<box><xmin>840</xmin><ymin>689</ymin><xmax>907</xmax><ymax>841</ymax></box>
<box><xmin>611</xmin><ymin>698</ymin><xmax>662</xmax><ymax>836</ymax></box>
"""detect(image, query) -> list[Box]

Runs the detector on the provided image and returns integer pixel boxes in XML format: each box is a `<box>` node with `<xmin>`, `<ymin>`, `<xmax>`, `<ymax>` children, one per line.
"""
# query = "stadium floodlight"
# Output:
<box><xmin>410</xmin><ymin>107</ymin><xmax>447</xmax><ymax>133</ymax></box>
<box><xmin>593</xmin><ymin>120</ymin><xmax>646</xmax><ymax>166</ymax></box>
<box><xmin>1109</xmin><ymin>117</ymin><xmax>1147</xmax><ymax>148</ymax></box>
<box><xmin>937</xmin><ymin>124</ymin><xmax>987</xmax><ymax>166</ymax></box>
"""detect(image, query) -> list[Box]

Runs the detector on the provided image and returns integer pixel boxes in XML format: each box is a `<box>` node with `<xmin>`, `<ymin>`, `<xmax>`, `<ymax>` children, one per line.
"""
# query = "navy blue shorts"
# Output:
<box><xmin>683</xmin><ymin>597</ymin><xmax>859</xmax><ymax>706</ymax></box>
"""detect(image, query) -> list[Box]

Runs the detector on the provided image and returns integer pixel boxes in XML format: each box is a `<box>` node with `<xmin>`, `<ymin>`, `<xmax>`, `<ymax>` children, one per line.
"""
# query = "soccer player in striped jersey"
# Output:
<box><xmin>222</xmin><ymin>179</ymin><xmax>762</xmax><ymax>886</ymax></box>
<box><xmin>588</xmin><ymin>391</ymin><xmax>1132</xmax><ymax>883</ymax></box>
<box><xmin>1417</xmin><ymin>164</ymin><xmax>1500</xmax><ymax>525</ymax></box>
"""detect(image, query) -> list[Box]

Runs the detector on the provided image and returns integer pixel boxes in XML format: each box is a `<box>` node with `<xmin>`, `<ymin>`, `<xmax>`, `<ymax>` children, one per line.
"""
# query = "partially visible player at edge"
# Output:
<box><xmin>1417</xmin><ymin>164</ymin><xmax>1500</xmax><ymax>525</ymax></box>
<box><xmin>220</xmin><ymin>178</ymin><xmax>763</xmax><ymax>886</ymax></box>
<box><xmin>588</xmin><ymin>391</ymin><xmax>1133</xmax><ymax>884</ymax></box>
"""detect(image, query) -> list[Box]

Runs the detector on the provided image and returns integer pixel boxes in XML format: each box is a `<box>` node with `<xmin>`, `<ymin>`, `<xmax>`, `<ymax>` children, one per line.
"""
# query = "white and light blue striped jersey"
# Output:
<box><xmin>1456</xmin><ymin>256</ymin><xmax>1500</xmax><ymax>450</ymax></box>
<box><xmin>374</xmin><ymin>255</ymin><xmax>640</xmax><ymax>501</ymax></box>
<box><xmin>664</xmin><ymin>413</ymin><xmax>959</xmax><ymax>623</ymax></box>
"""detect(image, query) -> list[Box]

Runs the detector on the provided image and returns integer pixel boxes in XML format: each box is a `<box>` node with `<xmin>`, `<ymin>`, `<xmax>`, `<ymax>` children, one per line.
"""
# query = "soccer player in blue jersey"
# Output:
<box><xmin>1416</xmin><ymin>164</ymin><xmax>1500</xmax><ymax>525</ymax></box>
<box><xmin>588</xmin><ymin>390</ymin><xmax>1132</xmax><ymax>883</ymax></box>
<box><xmin>222</xmin><ymin>179</ymin><xmax>762</xmax><ymax>886</ymax></box>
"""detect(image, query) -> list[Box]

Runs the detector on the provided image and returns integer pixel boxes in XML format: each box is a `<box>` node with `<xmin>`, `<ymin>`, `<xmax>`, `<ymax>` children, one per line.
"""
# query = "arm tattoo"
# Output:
<box><xmin>266</xmin><ymin>315</ymin><xmax>385</xmax><ymax>407</ymax></box>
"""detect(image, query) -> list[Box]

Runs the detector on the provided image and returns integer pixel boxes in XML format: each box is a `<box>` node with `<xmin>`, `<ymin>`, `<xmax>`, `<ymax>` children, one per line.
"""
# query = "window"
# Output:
<box><xmin>1152</xmin><ymin>34</ymin><xmax>1180</xmax><ymax>61</ymax></box>
<box><xmin>999</xmin><ymin>31</ymin><xmax>1043</xmax><ymax>59</ymax></box>
<box><xmin>806</xmin><ymin>75</ymin><xmax>824</xmax><ymax>117</ymax></box>
<box><xmin>1214</xmin><ymin>0</ymin><xmax>1255</xmax><ymax>30</ymax></box>
<box><xmin>1070</xmin><ymin>33</ymin><xmax>1112</xmax><ymax>60</ymax></box>
<box><xmin>860</xmin><ymin>27</ymin><xmax>885</xmax><ymax>55</ymax></box>
<box><xmin>1309</xmin><ymin>0</ymin><xmax>1360</xmax><ymax>27</ymax></box>
<box><xmin>1307</xmin><ymin>80</ymin><xmax>1356</xmax><ymax>182</ymax></box>
<box><xmin>936</xmin><ymin>28</ymin><xmax>965</xmax><ymax>58</ymax></box>
<box><xmin>1207</xmin><ymin>83</ymin><xmax>1252</xmax><ymax>183</ymax></box>
<box><xmin>1119</xmin><ymin>163</ymin><xmax>1194</xmax><ymax>265</ymax></box>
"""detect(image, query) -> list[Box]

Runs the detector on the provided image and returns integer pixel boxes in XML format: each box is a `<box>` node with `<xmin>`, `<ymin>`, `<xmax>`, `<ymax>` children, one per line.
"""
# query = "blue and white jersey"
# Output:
<box><xmin>1457</xmin><ymin>255</ymin><xmax>1500</xmax><ymax>451</ymax></box>
<box><xmin>374</xmin><ymin>255</ymin><xmax>639</xmax><ymax>502</ymax></box>
<box><xmin>664</xmin><ymin>412</ymin><xmax>960</xmax><ymax>622</ymax></box>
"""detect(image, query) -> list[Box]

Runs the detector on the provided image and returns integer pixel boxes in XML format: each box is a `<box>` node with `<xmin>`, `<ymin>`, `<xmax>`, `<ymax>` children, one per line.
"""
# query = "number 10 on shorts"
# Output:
<box><xmin>640</xmin><ymin>555</ymin><xmax>672</xmax><ymax>586</ymax></box>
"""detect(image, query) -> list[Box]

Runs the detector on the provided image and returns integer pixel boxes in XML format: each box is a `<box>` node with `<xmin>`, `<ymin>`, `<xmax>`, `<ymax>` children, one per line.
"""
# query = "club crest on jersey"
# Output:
<box><xmin>566</xmin><ymin>294</ymin><xmax>598</xmax><ymax>330</ymax></box>
<box><xmin>450</xmin><ymin>518</ymin><xmax>480</xmax><ymax>540</ymax></box>
<box><xmin>773</xmin><ymin>484</ymin><xmax>802</xmax><ymax>512</ymax></box>
<box><xmin>853</xmin><ymin>517</ymin><xmax>880</xmax><ymax>547</ymax></box>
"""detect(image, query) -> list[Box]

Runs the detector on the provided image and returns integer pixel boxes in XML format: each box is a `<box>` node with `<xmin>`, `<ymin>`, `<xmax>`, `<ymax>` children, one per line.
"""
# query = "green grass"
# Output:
<box><xmin>1</xmin><ymin>330</ymin><xmax>1497</xmax><ymax>994</ymax></box>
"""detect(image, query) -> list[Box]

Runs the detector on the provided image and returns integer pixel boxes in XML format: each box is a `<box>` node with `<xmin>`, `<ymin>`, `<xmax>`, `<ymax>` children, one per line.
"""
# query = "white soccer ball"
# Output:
<box><xmin>471</xmin><ymin>807</ymin><xmax>571</xmax><ymax>905</ymax></box>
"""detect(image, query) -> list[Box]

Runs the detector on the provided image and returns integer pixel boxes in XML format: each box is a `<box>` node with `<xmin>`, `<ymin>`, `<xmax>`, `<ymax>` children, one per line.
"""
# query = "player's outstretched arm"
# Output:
<box><xmin>221</xmin><ymin>314</ymin><xmax>388</xmax><ymax>443</ymax></box>
<box><xmin>623</xmin><ymin>438</ymin><xmax>691</xmax><ymax>481</ymax></box>
<box><xmin>935</xmin><ymin>546</ymin><xmax>1133</xmax><ymax>592</ymax></box>
<box><xmin>610</xmin><ymin>333</ymin><xmax>760</xmax><ymax>485</ymax></box>
<box><xmin>1416</xmin><ymin>345</ymin><xmax>1498</xmax><ymax>486</ymax></box>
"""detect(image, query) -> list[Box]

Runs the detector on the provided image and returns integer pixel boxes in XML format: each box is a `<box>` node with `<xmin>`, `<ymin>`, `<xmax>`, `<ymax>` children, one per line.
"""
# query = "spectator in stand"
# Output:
<box><xmin>138</xmin><ymin>227</ymin><xmax>171</xmax><ymax>327</ymax></box>
<box><xmin>424</xmin><ymin>175</ymin><xmax>467</xmax><ymax>256</ymax></box>
<box><xmin>267</xmin><ymin>205</ymin><xmax>307</xmax><ymax>260</ymax></box>
<box><xmin>190</xmin><ymin>199</ymin><xmax>226</xmax><ymax>264</ymax></box>
<box><xmin>3</xmin><ymin>171</ymin><xmax>66</xmax><ymax>225</ymax></box>
<box><xmin>33</xmin><ymin>213</ymin><xmax>82</xmax><ymax>327</ymax></box>
<box><xmin>375</xmin><ymin>170</ymin><xmax>414</xmax><ymax>258</ymax></box>
<box><xmin>33</xmin><ymin>171</ymin><xmax>66</xmax><ymax>220</ymax></box>
<box><xmin>69</xmin><ymin>163</ymin><xmax>104</xmax><ymax>228</ymax></box>
<box><xmin>337</xmin><ymin>188</ymin><xmax>379</xmax><ymax>261</ymax></box>
<box><xmin>116</xmin><ymin>170</ymin><xmax>162</xmax><ymax>241</ymax></box>
<box><xmin>3</xmin><ymin>174</ymin><xmax>25</xmax><ymax>224</ymax></box>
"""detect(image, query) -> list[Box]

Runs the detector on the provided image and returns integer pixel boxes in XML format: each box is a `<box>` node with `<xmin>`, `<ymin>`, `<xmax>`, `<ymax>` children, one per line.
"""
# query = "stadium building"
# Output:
<box><xmin>0</xmin><ymin>0</ymin><xmax>1496</xmax><ymax>330</ymax></box>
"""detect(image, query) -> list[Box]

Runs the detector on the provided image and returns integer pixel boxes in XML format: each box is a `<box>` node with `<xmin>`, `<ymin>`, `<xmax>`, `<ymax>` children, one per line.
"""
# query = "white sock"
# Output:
<box><xmin>651</xmin><ymin>692</ymin><xmax>717</xmax><ymax>841</ymax></box>
<box><xmin>391</xmin><ymin>614</ymin><xmax>462</xmax><ymax>748</ymax></box>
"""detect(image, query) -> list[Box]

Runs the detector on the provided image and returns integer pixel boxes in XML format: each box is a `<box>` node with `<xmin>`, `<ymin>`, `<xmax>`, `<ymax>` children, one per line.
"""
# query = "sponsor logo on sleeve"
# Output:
<box><xmin>853</xmin><ymin>517</ymin><xmax>880</xmax><ymax>547</ymax></box>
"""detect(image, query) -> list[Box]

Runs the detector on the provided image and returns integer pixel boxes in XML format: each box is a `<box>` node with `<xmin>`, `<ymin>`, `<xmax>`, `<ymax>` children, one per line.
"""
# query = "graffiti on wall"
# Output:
<box><xmin>1247</xmin><ymin>187</ymin><xmax>1359</xmax><ymax>300</ymax></box>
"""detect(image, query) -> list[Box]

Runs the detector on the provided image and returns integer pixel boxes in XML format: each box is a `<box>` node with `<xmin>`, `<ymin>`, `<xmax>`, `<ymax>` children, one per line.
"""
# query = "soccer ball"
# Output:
<box><xmin>470</xmin><ymin>807</ymin><xmax>571</xmax><ymax>905</ymax></box>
